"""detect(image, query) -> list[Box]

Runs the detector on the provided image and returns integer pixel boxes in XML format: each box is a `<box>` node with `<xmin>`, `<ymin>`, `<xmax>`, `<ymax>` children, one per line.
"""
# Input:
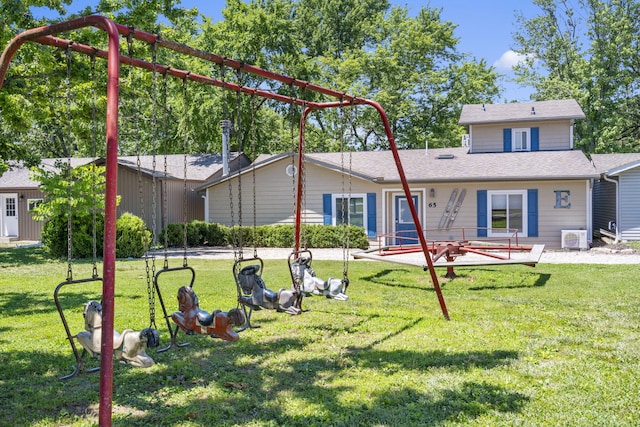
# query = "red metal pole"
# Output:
<box><xmin>363</xmin><ymin>100</ymin><xmax>450</xmax><ymax>320</ymax></box>
<box><xmin>98</xmin><ymin>17</ymin><xmax>121</xmax><ymax>427</ymax></box>
<box><xmin>298</xmin><ymin>101</ymin><xmax>449</xmax><ymax>320</ymax></box>
<box><xmin>0</xmin><ymin>15</ymin><xmax>121</xmax><ymax>426</ymax></box>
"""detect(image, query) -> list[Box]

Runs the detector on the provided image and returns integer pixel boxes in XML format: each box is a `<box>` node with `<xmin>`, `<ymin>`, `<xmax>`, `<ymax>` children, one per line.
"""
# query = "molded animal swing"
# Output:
<box><xmin>76</xmin><ymin>300</ymin><xmax>159</xmax><ymax>368</ymax></box>
<box><xmin>235</xmin><ymin>260</ymin><xmax>301</xmax><ymax>318</ymax></box>
<box><xmin>289</xmin><ymin>251</ymin><xmax>348</xmax><ymax>300</ymax></box>
<box><xmin>170</xmin><ymin>286</ymin><xmax>246</xmax><ymax>341</ymax></box>
<box><xmin>226</xmin><ymin>85</ymin><xmax>301</xmax><ymax>330</ymax></box>
<box><xmin>288</xmin><ymin>102</ymin><xmax>352</xmax><ymax>307</ymax></box>
<box><xmin>150</xmin><ymin>77</ymin><xmax>247</xmax><ymax>351</ymax></box>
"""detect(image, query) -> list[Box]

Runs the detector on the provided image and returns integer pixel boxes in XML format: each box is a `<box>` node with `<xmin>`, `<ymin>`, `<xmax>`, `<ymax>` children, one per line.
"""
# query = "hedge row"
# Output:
<box><xmin>160</xmin><ymin>220</ymin><xmax>370</xmax><ymax>250</ymax></box>
<box><xmin>42</xmin><ymin>214</ymin><xmax>370</xmax><ymax>259</ymax></box>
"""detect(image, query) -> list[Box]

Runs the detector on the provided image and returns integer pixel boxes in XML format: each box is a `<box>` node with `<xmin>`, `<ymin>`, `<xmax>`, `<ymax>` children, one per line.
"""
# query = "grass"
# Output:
<box><xmin>1</xmin><ymin>246</ymin><xmax>639</xmax><ymax>426</ymax></box>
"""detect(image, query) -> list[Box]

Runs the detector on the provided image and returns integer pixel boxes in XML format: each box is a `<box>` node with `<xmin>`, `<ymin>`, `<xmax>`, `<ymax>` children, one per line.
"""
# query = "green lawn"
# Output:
<box><xmin>1</xmin><ymin>247</ymin><xmax>639</xmax><ymax>426</ymax></box>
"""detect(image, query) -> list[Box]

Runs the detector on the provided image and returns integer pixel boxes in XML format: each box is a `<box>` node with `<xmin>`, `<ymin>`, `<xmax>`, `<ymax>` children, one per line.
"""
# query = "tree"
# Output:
<box><xmin>513</xmin><ymin>0</ymin><xmax>640</xmax><ymax>153</ymax></box>
<box><xmin>0</xmin><ymin>0</ymin><xmax>199</xmax><ymax>169</ymax></box>
<box><xmin>1</xmin><ymin>0</ymin><xmax>501</xmax><ymax>165</ymax></box>
<box><xmin>30</xmin><ymin>162</ymin><xmax>108</xmax><ymax>223</ymax></box>
<box><xmin>30</xmin><ymin>162</ymin><xmax>111</xmax><ymax>258</ymax></box>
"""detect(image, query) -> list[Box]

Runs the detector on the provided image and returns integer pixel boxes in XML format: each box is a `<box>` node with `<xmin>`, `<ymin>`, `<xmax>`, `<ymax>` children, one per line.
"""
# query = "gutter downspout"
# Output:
<box><xmin>602</xmin><ymin>174</ymin><xmax>620</xmax><ymax>243</ymax></box>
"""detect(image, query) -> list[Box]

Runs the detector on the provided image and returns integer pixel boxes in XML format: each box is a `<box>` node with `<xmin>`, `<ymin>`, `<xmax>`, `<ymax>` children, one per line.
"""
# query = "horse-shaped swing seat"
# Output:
<box><xmin>290</xmin><ymin>255</ymin><xmax>349</xmax><ymax>301</ymax></box>
<box><xmin>236</xmin><ymin>262</ymin><xmax>301</xmax><ymax>316</ymax></box>
<box><xmin>75</xmin><ymin>300</ymin><xmax>159</xmax><ymax>368</ymax></box>
<box><xmin>170</xmin><ymin>286</ymin><xmax>246</xmax><ymax>342</ymax></box>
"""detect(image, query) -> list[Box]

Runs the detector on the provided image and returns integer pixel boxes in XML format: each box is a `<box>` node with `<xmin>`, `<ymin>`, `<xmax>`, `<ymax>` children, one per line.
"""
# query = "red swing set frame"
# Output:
<box><xmin>0</xmin><ymin>15</ymin><xmax>449</xmax><ymax>426</ymax></box>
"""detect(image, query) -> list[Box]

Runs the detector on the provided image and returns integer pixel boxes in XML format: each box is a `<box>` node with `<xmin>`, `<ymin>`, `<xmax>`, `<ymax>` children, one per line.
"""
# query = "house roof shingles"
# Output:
<box><xmin>0</xmin><ymin>154</ymin><xmax>237</xmax><ymax>189</ymax></box>
<box><xmin>590</xmin><ymin>153</ymin><xmax>640</xmax><ymax>175</ymax></box>
<box><xmin>304</xmin><ymin>148</ymin><xmax>598</xmax><ymax>183</ymax></box>
<box><xmin>0</xmin><ymin>158</ymin><xmax>96</xmax><ymax>189</ymax></box>
<box><xmin>116</xmin><ymin>153</ymin><xmax>241</xmax><ymax>181</ymax></box>
<box><xmin>222</xmin><ymin>148</ymin><xmax>597</xmax><ymax>188</ymax></box>
<box><xmin>459</xmin><ymin>99</ymin><xmax>585</xmax><ymax>125</ymax></box>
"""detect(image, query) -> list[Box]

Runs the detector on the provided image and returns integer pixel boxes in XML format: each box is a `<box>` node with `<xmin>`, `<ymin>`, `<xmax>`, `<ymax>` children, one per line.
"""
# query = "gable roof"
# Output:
<box><xmin>0</xmin><ymin>158</ymin><xmax>96</xmax><ymax>189</ymax></box>
<box><xmin>459</xmin><ymin>99</ymin><xmax>585</xmax><ymax>125</ymax></box>
<box><xmin>590</xmin><ymin>153</ymin><xmax>640</xmax><ymax>176</ymax></box>
<box><xmin>0</xmin><ymin>154</ymin><xmax>242</xmax><ymax>189</ymax></box>
<box><xmin>197</xmin><ymin>148</ymin><xmax>598</xmax><ymax>189</ymax></box>
<box><xmin>305</xmin><ymin>148</ymin><xmax>597</xmax><ymax>182</ymax></box>
<box><xmin>114</xmin><ymin>153</ymin><xmax>245</xmax><ymax>181</ymax></box>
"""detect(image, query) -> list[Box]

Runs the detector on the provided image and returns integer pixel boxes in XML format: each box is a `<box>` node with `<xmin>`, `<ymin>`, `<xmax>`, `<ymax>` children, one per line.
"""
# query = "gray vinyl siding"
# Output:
<box><xmin>619</xmin><ymin>168</ymin><xmax>640</xmax><ymax>241</ymax></box>
<box><xmin>538</xmin><ymin>121</ymin><xmax>572</xmax><ymax>150</ymax></box>
<box><xmin>17</xmin><ymin>189</ymin><xmax>45</xmax><ymax>241</ymax></box>
<box><xmin>468</xmin><ymin>124</ymin><xmax>504</xmax><ymax>153</ymax></box>
<box><xmin>117</xmin><ymin>166</ymin><xmax>204</xmax><ymax>235</ymax></box>
<box><xmin>206</xmin><ymin>159</ymin><xmax>378</xmax><ymax>229</ymax></box>
<box><xmin>592</xmin><ymin>178</ymin><xmax>617</xmax><ymax>234</ymax></box>
<box><xmin>470</xmin><ymin>120</ymin><xmax>572</xmax><ymax>153</ymax></box>
<box><xmin>411</xmin><ymin>180</ymin><xmax>588</xmax><ymax>248</ymax></box>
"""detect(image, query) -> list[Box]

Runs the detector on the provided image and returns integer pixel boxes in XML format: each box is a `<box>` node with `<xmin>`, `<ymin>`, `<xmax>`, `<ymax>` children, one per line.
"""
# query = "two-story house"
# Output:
<box><xmin>197</xmin><ymin>99</ymin><xmax>599</xmax><ymax>249</ymax></box>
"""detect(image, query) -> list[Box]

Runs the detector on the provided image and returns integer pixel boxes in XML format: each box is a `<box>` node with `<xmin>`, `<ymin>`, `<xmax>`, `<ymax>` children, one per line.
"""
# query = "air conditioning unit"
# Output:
<box><xmin>561</xmin><ymin>230</ymin><xmax>589</xmax><ymax>250</ymax></box>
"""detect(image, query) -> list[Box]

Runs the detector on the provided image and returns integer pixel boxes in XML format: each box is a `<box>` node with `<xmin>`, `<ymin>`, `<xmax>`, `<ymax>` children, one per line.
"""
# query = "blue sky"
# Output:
<box><xmin>31</xmin><ymin>1</ymin><xmax>542</xmax><ymax>101</ymax></box>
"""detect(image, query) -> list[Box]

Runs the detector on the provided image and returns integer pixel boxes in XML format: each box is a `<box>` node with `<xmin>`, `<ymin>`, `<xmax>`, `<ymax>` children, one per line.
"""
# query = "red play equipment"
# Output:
<box><xmin>0</xmin><ymin>15</ymin><xmax>449</xmax><ymax>425</ymax></box>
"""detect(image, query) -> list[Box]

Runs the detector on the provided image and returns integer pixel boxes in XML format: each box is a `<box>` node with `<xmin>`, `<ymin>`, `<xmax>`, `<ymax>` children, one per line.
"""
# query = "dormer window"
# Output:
<box><xmin>513</xmin><ymin>128</ymin><xmax>530</xmax><ymax>151</ymax></box>
<box><xmin>503</xmin><ymin>127</ymin><xmax>539</xmax><ymax>152</ymax></box>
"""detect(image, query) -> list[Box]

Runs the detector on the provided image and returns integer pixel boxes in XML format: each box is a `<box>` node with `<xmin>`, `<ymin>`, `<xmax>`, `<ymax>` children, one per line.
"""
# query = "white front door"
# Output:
<box><xmin>0</xmin><ymin>194</ymin><xmax>18</xmax><ymax>237</ymax></box>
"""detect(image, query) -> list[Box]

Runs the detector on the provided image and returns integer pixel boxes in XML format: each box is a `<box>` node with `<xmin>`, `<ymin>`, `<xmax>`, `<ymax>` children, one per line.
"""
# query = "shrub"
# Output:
<box><xmin>41</xmin><ymin>213</ymin><xmax>105</xmax><ymax>259</ymax></box>
<box><xmin>115</xmin><ymin>213</ymin><xmax>151</xmax><ymax>258</ymax></box>
<box><xmin>159</xmin><ymin>222</ymin><xmax>369</xmax><ymax>250</ymax></box>
<box><xmin>160</xmin><ymin>223</ymin><xmax>186</xmax><ymax>247</ymax></box>
<box><xmin>203</xmin><ymin>222</ymin><xmax>228</xmax><ymax>246</ymax></box>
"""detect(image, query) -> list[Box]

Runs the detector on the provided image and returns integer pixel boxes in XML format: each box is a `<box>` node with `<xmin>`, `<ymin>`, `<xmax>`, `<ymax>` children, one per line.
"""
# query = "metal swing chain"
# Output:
<box><xmin>221</xmin><ymin>63</ymin><xmax>239</xmax><ymax>261</ymax></box>
<box><xmin>89</xmin><ymin>54</ymin><xmax>99</xmax><ymax>279</ymax></box>
<box><xmin>250</xmin><ymin>91</ymin><xmax>258</xmax><ymax>259</ymax></box>
<box><xmin>300</xmin><ymin>91</ymin><xmax>309</xmax><ymax>250</ymax></box>
<box><xmin>235</xmin><ymin>68</ymin><xmax>244</xmax><ymax>260</ymax></box>
<box><xmin>181</xmin><ymin>75</ymin><xmax>189</xmax><ymax>267</ymax></box>
<box><xmin>162</xmin><ymin>72</ymin><xmax>170</xmax><ymax>269</ymax></box>
<box><xmin>65</xmin><ymin>43</ymin><xmax>73</xmax><ymax>282</ymax></box>
<box><xmin>339</xmin><ymin>97</ymin><xmax>351</xmax><ymax>282</ymax></box>
<box><xmin>288</xmin><ymin>83</ymin><xmax>299</xmax><ymax>247</ymax></box>
<box><xmin>145</xmin><ymin>41</ymin><xmax>159</xmax><ymax>328</ymax></box>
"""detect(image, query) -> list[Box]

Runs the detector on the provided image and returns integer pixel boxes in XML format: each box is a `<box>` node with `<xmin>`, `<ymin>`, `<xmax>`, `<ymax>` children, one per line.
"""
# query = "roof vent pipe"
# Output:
<box><xmin>220</xmin><ymin>120</ymin><xmax>231</xmax><ymax>177</ymax></box>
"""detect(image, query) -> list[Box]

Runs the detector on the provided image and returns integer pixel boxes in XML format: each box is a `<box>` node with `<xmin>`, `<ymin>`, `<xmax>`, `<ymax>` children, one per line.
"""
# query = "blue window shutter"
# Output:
<box><xmin>503</xmin><ymin>128</ymin><xmax>512</xmax><ymax>152</ymax></box>
<box><xmin>366</xmin><ymin>193</ymin><xmax>377</xmax><ymax>238</ymax></box>
<box><xmin>477</xmin><ymin>190</ymin><xmax>487</xmax><ymax>237</ymax></box>
<box><xmin>322</xmin><ymin>194</ymin><xmax>332</xmax><ymax>225</ymax></box>
<box><xmin>527</xmin><ymin>189</ymin><xmax>538</xmax><ymax>237</ymax></box>
<box><xmin>531</xmin><ymin>127</ymin><xmax>539</xmax><ymax>151</ymax></box>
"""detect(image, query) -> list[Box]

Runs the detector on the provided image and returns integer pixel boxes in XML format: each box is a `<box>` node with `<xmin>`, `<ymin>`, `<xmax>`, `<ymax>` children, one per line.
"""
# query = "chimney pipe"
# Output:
<box><xmin>220</xmin><ymin>120</ymin><xmax>231</xmax><ymax>176</ymax></box>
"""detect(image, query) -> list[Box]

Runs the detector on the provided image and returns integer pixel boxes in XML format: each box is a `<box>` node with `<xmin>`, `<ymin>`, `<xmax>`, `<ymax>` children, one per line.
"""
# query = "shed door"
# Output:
<box><xmin>0</xmin><ymin>194</ymin><xmax>18</xmax><ymax>237</ymax></box>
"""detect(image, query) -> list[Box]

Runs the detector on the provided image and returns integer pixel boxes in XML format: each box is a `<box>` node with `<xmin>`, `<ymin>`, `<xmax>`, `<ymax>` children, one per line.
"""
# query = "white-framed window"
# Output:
<box><xmin>512</xmin><ymin>128</ymin><xmax>530</xmax><ymax>151</ymax></box>
<box><xmin>487</xmin><ymin>190</ymin><xmax>527</xmax><ymax>236</ymax></box>
<box><xmin>331</xmin><ymin>193</ymin><xmax>366</xmax><ymax>229</ymax></box>
<box><xmin>5</xmin><ymin>197</ymin><xmax>16</xmax><ymax>216</ymax></box>
<box><xmin>27</xmin><ymin>198</ymin><xmax>43</xmax><ymax>212</ymax></box>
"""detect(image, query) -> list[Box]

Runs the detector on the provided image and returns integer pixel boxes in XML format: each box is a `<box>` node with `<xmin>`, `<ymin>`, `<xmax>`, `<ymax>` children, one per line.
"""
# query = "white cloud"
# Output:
<box><xmin>493</xmin><ymin>50</ymin><xmax>532</xmax><ymax>71</ymax></box>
